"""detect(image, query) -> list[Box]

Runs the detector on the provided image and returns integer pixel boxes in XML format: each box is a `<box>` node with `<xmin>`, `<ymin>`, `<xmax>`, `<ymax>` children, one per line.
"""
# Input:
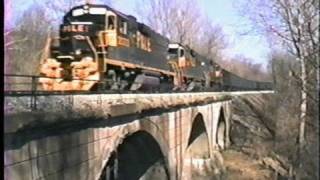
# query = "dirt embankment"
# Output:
<box><xmin>223</xmin><ymin>94</ymin><xmax>294</xmax><ymax>180</ymax></box>
<box><xmin>222</xmin><ymin>149</ymin><xmax>274</xmax><ymax>180</ymax></box>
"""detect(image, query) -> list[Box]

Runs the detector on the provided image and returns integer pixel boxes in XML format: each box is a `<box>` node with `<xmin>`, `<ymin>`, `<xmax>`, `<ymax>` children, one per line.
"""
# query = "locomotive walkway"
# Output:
<box><xmin>4</xmin><ymin>91</ymin><xmax>274</xmax><ymax>180</ymax></box>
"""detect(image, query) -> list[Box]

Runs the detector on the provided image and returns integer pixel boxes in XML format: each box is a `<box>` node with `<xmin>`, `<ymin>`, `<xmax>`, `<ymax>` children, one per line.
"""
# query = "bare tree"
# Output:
<box><xmin>4</xmin><ymin>0</ymin><xmax>22</xmax><ymax>74</ymax></box>
<box><xmin>135</xmin><ymin>0</ymin><xmax>202</xmax><ymax>46</ymax></box>
<box><xmin>236</xmin><ymin>0</ymin><xmax>319</xmax><ymax>178</ymax></box>
<box><xmin>9</xmin><ymin>4</ymin><xmax>51</xmax><ymax>75</ymax></box>
<box><xmin>218</xmin><ymin>55</ymin><xmax>270</xmax><ymax>81</ymax></box>
<box><xmin>196</xmin><ymin>17</ymin><xmax>227</xmax><ymax>61</ymax></box>
<box><xmin>135</xmin><ymin>0</ymin><xmax>174</xmax><ymax>38</ymax></box>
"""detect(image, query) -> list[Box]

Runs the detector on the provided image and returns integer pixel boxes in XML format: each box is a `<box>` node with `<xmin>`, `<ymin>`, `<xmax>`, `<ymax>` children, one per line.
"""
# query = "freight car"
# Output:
<box><xmin>38</xmin><ymin>3</ymin><xmax>272</xmax><ymax>92</ymax></box>
<box><xmin>220</xmin><ymin>69</ymin><xmax>273</xmax><ymax>91</ymax></box>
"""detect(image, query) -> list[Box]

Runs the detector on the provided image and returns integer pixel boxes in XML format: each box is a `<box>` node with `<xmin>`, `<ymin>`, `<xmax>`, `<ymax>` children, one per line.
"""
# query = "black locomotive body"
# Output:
<box><xmin>39</xmin><ymin>3</ymin><xmax>272</xmax><ymax>92</ymax></box>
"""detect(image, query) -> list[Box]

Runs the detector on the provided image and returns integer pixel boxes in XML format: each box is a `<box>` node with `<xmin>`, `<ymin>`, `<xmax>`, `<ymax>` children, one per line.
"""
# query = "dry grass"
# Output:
<box><xmin>222</xmin><ymin>149</ymin><xmax>273</xmax><ymax>180</ymax></box>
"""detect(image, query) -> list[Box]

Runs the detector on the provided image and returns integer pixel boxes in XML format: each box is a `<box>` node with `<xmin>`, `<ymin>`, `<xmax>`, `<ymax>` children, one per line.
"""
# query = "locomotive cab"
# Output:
<box><xmin>62</xmin><ymin>5</ymin><xmax>121</xmax><ymax>49</ymax></box>
<box><xmin>59</xmin><ymin>4</ymin><xmax>131</xmax><ymax>58</ymax></box>
<box><xmin>167</xmin><ymin>43</ymin><xmax>199</xmax><ymax>89</ymax></box>
<box><xmin>167</xmin><ymin>44</ymin><xmax>181</xmax><ymax>61</ymax></box>
<box><xmin>99</xmin><ymin>10</ymin><xmax>119</xmax><ymax>47</ymax></box>
<box><xmin>167</xmin><ymin>43</ymin><xmax>195</xmax><ymax>68</ymax></box>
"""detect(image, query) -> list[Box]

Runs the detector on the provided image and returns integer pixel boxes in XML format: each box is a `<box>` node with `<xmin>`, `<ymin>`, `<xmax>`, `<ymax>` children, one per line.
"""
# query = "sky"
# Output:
<box><xmin>7</xmin><ymin>0</ymin><xmax>271</xmax><ymax>66</ymax></box>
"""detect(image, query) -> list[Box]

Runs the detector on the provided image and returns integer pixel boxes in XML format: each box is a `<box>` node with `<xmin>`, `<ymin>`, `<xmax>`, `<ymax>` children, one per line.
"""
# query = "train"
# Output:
<box><xmin>38</xmin><ymin>3</ymin><xmax>272</xmax><ymax>92</ymax></box>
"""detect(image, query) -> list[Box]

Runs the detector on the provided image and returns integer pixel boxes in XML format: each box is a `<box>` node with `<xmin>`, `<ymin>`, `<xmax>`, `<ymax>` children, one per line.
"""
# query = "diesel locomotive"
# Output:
<box><xmin>39</xmin><ymin>3</ymin><xmax>272</xmax><ymax>92</ymax></box>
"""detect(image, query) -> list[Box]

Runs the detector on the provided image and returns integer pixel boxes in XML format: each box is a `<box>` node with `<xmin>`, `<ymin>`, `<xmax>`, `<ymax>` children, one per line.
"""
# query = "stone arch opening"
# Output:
<box><xmin>181</xmin><ymin>113</ymin><xmax>211</xmax><ymax>179</ymax></box>
<box><xmin>99</xmin><ymin>131</ymin><xmax>169</xmax><ymax>180</ymax></box>
<box><xmin>186</xmin><ymin>113</ymin><xmax>210</xmax><ymax>158</ymax></box>
<box><xmin>216</xmin><ymin>108</ymin><xmax>226</xmax><ymax>149</ymax></box>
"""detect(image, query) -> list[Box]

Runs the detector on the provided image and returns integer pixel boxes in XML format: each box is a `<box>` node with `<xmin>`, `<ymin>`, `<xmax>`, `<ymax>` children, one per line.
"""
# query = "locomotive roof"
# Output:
<box><xmin>67</xmin><ymin>3</ymin><xmax>132</xmax><ymax>20</ymax></box>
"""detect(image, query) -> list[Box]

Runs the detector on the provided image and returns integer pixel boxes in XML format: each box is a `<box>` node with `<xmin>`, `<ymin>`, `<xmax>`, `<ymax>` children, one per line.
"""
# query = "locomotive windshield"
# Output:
<box><xmin>64</xmin><ymin>14</ymin><xmax>105</xmax><ymax>25</ymax></box>
<box><xmin>168</xmin><ymin>48</ymin><xmax>178</xmax><ymax>54</ymax></box>
<box><xmin>71</xmin><ymin>14</ymin><xmax>105</xmax><ymax>24</ymax></box>
<box><xmin>167</xmin><ymin>48</ymin><xmax>179</xmax><ymax>60</ymax></box>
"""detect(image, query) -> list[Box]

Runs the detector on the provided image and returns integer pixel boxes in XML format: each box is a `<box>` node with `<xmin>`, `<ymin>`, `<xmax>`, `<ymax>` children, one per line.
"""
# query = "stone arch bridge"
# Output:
<box><xmin>4</xmin><ymin>91</ymin><xmax>273</xmax><ymax>180</ymax></box>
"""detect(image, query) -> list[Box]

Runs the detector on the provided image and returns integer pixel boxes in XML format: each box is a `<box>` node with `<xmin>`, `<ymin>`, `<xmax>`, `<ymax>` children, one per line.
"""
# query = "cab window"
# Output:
<box><xmin>137</xmin><ymin>31</ymin><xmax>151</xmax><ymax>51</ymax></box>
<box><xmin>168</xmin><ymin>48</ymin><xmax>178</xmax><ymax>54</ymax></box>
<box><xmin>68</xmin><ymin>14</ymin><xmax>105</xmax><ymax>25</ymax></box>
<box><xmin>108</xmin><ymin>15</ymin><xmax>116</xmax><ymax>30</ymax></box>
<box><xmin>119</xmin><ymin>19</ymin><xmax>127</xmax><ymax>35</ymax></box>
<box><xmin>179</xmin><ymin>49</ymin><xmax>184</xmax><ymax>57</ymax></box>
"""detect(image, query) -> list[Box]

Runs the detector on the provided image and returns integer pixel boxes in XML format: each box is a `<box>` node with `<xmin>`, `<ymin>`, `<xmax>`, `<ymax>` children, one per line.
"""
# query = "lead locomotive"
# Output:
<box><xmin>39</xmin><ymin>3</ymin><xmax>272</xmax><ymax>91</ymax></box>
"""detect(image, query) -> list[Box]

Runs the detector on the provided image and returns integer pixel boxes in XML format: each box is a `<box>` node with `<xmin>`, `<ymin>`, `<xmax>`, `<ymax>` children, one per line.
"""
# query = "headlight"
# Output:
<box><xmin>75</xmin><ymin>49</ymin><xmax>81</xmax><ymax>55</ymax></box>
<box><xmin>82</xmin><ymin>56</ymin><xmax>93</xmax><ymax>62</ymax></box>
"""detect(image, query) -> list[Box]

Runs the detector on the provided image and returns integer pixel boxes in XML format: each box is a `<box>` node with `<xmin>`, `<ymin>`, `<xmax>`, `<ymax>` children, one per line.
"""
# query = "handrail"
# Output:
<box><xmin>98</xmin><ymin>31</ymin><xmax>107</xmax><ymax>72</ymax></box>
<box><xmin>4</xmin><ymin>74</ymin><xmax>99</xmax><ymax>82</ymax></box>
<box><xmin>4</xmin><ymin>73</ymin><xmax>157</xmax><ymax>93</ymax></box>
<box><xmin>85</xmin><ymin>36</ymin><xmax>98</xmax><ymax>62</ymax></box>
